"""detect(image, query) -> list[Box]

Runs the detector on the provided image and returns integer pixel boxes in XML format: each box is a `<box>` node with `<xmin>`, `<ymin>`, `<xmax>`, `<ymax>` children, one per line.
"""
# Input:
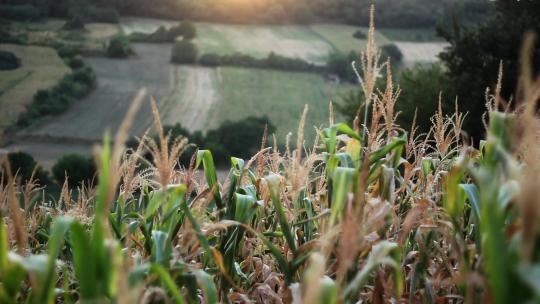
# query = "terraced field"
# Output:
<box><xmin>0</xmin><ymin>44</ymin><xmax>70</xmax><ymax>129</ymax></box>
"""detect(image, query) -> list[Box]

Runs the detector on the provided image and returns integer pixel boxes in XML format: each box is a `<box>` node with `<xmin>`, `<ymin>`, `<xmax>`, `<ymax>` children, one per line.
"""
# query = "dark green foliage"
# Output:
<box><xmin>130</xmin><ymin>21</ymin><xmax>196</xmax><ymax>43</ymax></box>
<box><xmin>171</xmin><ymin>40</ymin><xmax>198</xmax><ymax>64</ymax></box>
<box><xmin>52</xmin><ymin>153</ymin><xmax>96</xmax><ymax>187</ymax></box>
<box><xmin>396</xmin><ymin>64</ymin><xmax>453</xmax><ymax>133</ymax></box>
<box><xmin>381</xmin><ymin>44</ymin><xmax>403</xmax><ymax>63</ymax></box>
<box><xmin>438</xmin><ymin>0</ymin><xmax>540</xmax><ymax>141</ymax></box>
<box><xmin>106</xmin><ymin>36</ymin><xmax>134</xmax><ymax>58</ymax></box>
<box><xmin>131</xmin><ymin>117</ymin><xmax>274</xmax><ymax>166</ymax></box>
<box><xmin>7</xmin><ymin>151</ymin><xmax>50</xmax><ymax>185</ymax></box>
<box><xmin>62</xmin><ymin>15</ymin><xmax>86</xmax><ymax>31</ymax></box>
<box><xmin>178</xmin><ymin>21</ymin><xmax>196</xmax><ymax>40</ymax></box>
<box><xmin>0</xmin><ymin>51</ymin><xmax>21</xmax><ymax>70</ymax></box>
<box><xmin>325</xmin><ymin>52</ymin><xmax>359</xmax><ymax>83</ymax></box>
<box><xmin>353</xmin><ymin>30</ymin><xmax>366</xmax><ymax>39</ymax></box>
<box><xmin>16</xmin><ymin>66</ymin><xmax>96</xmax><ymax>127</ymax></box>
<box><xmin>73</xmin><ymin>6</ymin><xmax>119</xmax><ymax>23</ymax></box>
<box><xmin>0</xmin><ymin>4</ymin><xmax>41</xmax><ymax>21</ymax></box>
<box><xmin>199</xmin><ymin>52</ymin><xmax>321</xmax><ymax>72</ymax></box>
<box><xmin>205</xmin><ymin>116</ymin><xmax>275</xmax><ymax>163</ymax></box>
<box><xmin>66</xmin><ymin>55</ymin><xmax>84</xmax><ymax>69</ymax></box>
<box><xmin>0</xmin><ymin>28</ymin><xmax>26</xmax><ymax>44</ymax></box>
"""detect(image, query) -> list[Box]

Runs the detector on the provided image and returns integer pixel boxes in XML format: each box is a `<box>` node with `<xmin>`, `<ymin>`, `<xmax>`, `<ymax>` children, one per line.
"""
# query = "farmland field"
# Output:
<box><xmin>0</xmin><ymin>44</ymin><xmax>70</xmax><ymax>129</ymax></box>
<box><xmin>211</xmin><ymin>67</ymin><xmax>353</xmax><ymax>143</ymax></box>
<box><xmin>120</xmin><ymin>18</ymin><xmax>443</xmax><ymax>65</ymax></box>
<box><xmin>12</xmin><ymin>42</ymin><xmax>352</xmax><ymax>165</ymax></box>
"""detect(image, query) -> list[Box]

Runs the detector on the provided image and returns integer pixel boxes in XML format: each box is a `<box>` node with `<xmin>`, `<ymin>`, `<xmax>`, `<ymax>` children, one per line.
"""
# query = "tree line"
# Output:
<box><xmin>2</xmin><ymin>0</ymin><xmax>493</xmax><ymax>28</ymax></box>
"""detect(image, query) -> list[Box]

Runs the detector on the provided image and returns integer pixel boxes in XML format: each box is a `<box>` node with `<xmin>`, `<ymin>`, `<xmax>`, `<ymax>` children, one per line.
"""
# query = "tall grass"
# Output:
<box><xmin>2</xmin><ymin>5</ymin><xmax>540</xmax><ymax>303</ymax></box>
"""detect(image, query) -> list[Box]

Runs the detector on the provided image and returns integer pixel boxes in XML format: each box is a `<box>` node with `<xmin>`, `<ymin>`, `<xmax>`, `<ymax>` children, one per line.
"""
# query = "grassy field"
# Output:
<box><xmin>379</xmin><ymin>28</ymin><xmax>444</xmax><ymax>42</ymax></box>
<box><xmin>0</xmin><ymin>44</ymin><xmax>70</xmax><ymax>129</ymax></box>
<box><xmin>211</xmin><ymin>67</ymin><xmax>353</xmax><ymax>143</ymax></box>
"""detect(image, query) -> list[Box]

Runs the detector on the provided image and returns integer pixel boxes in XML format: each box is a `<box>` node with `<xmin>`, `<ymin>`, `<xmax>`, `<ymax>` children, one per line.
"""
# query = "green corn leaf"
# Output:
<box><xmin>196</xmin><ymin>150</ymin><xmax>223</xmax><ymax>209</ymax></box>
<box><xmin>40</xmin><ymin>217</ymin><xmax>73</xmax><ymax>303</ymax></box>
<box><xmin>330</xmin><ymin>167</ymin><xmax>357</xmax><ymax>226</ymax></box>
<box><xmin>70</xmin><ymin>222</ymin><xmax>98</xmax><ymax>300</ymax></box>
<box><xmin>343</xmin><ymin>242</ymin><xmax>401</xmax><ymax>298</ymax></box>
<box><xmin>194</xmin><ymin>270</ymin><xmax>218</xmax><ymax>304</ymax></box>
<box><xmin>151</xmin><ymin>230</ymin><xmax>171</xmax><ymax>266</ymax></box>
<box><xmin>265</xmin><ymin>174</ymin><xmax>297</xmax><ymax>255</ymax></box>
<box><xmin>149</xmin><ymin>264</ymin><xmax>185</xmax><ymax>304</ymax></box>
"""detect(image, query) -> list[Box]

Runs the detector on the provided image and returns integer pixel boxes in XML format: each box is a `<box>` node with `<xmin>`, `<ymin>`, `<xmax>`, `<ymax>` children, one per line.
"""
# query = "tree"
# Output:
<box><xmin>171</xmin><ymin>40</ymin><xmax>198</xmax><ymax>64</ymax></box>
<box><xmin>178</xmin><ymin>21</ymin><xmax>196</xmax><ymax>40</ymax></box>
<box><xmin>0</xmin><ymin>51</ymin><xmax>21</xmax><ymax>70</ymax></box>
<box><xmin>52</xmin><ymin>153</ymin><xmax>96</xmax><ymax>187</ymax></box>
<box><xmin>396</xmin><ymin>64</ymin><xmax>453</xmax><ymax>133</ymax></box>
<box><xmin>106</xmin><ymin>36</ymin><xmax>134</xmax><ymax>58</ymax></box>
<box><xmin>438</xmin><ymin>0</ymin><xmax>540</xmax><ymax>141</ymax></box>
<box><xmin>7</xmin><ymin>151</ymin><xmax>50</xmax><ymax>185</ymax></box>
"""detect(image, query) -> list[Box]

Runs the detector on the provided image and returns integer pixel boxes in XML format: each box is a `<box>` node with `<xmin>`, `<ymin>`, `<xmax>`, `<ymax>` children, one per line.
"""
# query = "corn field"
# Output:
<box><xmin>2</xmin><ymin>7</ymin><xmax>540</xmax><ymax>304</ymax></box>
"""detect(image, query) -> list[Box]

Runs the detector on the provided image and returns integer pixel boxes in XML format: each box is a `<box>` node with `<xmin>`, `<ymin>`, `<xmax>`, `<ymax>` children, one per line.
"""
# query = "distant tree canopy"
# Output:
<box><xmin>4</xmin><ymin>0</ymin><xmax>493</xmax><ymax>27</ymax></box>
<box><xmin>52</xmin><ymin>153</ymin><xmax>96</xmax><ymax>187</ymax></box>
<box><xmin>129</xmin><ymin>21</ymin><xmax>197</xmax><ymax>43</ymax></box>
<box><xmin>171</xmin><ymin>40</ymin><xmax>198</xmax><ymax>64</ymax></box>
<box><xmin>438</xmin><ymin>0</ymin><xmax>540</xmax><ymax>141</ymax></box>
<box><xmin>106</xmin><ymin>36</ymin><xmax>134</xmax><ymax>58</ymax></box>
<box><xmin>0</xmin><ymin>51</ymin><xmax>21</xmax><ymax>70</ymax></box>
<box><xmin>7</xmin><ymin>151</ymin><xmax>50</xmax><ymax>185</ymax></box>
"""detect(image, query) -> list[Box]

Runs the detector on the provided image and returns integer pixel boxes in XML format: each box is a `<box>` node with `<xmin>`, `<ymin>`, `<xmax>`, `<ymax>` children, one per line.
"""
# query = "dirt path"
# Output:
<box><xmin>163</xmin><ymin>66</ymin><xmax>219</xmax><ymax>132</ymax></box>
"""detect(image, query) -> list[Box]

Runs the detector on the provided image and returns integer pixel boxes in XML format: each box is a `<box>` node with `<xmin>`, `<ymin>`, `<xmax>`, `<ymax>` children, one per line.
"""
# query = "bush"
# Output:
<box><xmin>0</xmin><ymin>51</ymin><xmax>21</xmax><ymax>70</ymax></box>
<box><xmin>106</xmin><ymin>36</ymin><xmax>134</xmax><ymax>58</ymax></box>
<box><xmin>62</xmin><ymin>15</ymin><xmax>86</xmax><ymax>31</ymax></box>
<box><xmin>199</xmin><ymin>52</ymin><xmax>321</xmax><ymax>72</ymax></box>
<box><xmin>7</xmin><ymin>151</ymin><xmax>50</xmax><ymax>185</ymax></box>
<box><xmin>0</xmin><ymin>4</ymin><xmax>41</xmax><ymax>21</ymax></box>
<box><xmin>205</xmin><ymin>116</ymin><xmax>275</xmax><ymax>163</ymax></box>
<box><xmin>325</xmin><ymin>51</ymin><xmax>359</xmax><ymax>83</ymax></box>
<box><xmin>66</xmin><ymin>55</ymin><xmax>84</xmax><ymax>69</ymax></box>
<box><xmin>381</xmin><ymin>44</ymin><xmax>403</xmax><ymax>63</ymax></box>
<box><xmin>171</xmin><ymin>40</ymin><xmax>198</xmax><ymax>64</ymax></box>
<box><xmin>16</xmin><ymin>64</ymin><xmax>96</xmax><ymax>128</ymax></box>
<box><xmin>52</xmin><ymin>153</ymin><xmax>96</xmax><ymax>187</ymax></box>
<box><xmin>396</xmin><ymin>63</ymin><xmax>453</xmax><ymax>133</ymax></box>
<box><xmin>353</xmin><ymin>30</ymin><xmax>367</xmax><ymax>39</ymax></box>
<box><xmin>130</xmin><ymin>22</ymin><xmax>197</xmax><ymax>43</ymax></box>
<box><xmin>178</xmin><ymin>21</ymin><xmax>196</xmax><ymax>40</ymax></box>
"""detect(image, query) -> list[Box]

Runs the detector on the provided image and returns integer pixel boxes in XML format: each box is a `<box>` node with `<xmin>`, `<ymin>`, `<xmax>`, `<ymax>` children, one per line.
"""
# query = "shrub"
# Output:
<box><xmin>205</xmin><ymin>116</ymin><xmax>275</xmax><ymax>163</ymax></box>
<box><xmin>381</xmin><ymin>44</ymin><xmax>403</xmax><ymax>63</ymax></box>
<box><xmin>0</xmin><ymin>4</ymin><xmax>41</xmax><ymax>21</ymax></box>
<box><xmin>178</xmin><ymin>21</ymin><xmax>196</xmax><ymax>40</ymax></box>
<box><xmin>52</xmin><ymin>153</ymin><xmax>96</xmax><ymax>187</ymax></box>
<box><xmin>62</xmin><ymin>15</ymin><xmax>86</xmax><ymax>31</ymax></box>
<box><xmin>16</xmin><ymin>64</ymin><xmax>96</xmax><ymax>127</ymax></box>
<box><xmin>325</xmin><ymin>51</ymin><xmax>359</xmax><ymax>83</ymax></box>
<box><xmin>106</xmin><ymin>36</ymin><xmax>134</xmax><ymax>58</ymax></box>
<box><xmin>66</xmin><ymin>55</ymin><xmax>84</xmax><ymax>69</ymax></box>
<box><xmin>396</xmin><ymin>63</ymin><xmax>453</xmax><ymax>133</ymax></box>
<box><xmin>130</xmin><ymin>22</ymin><xmax>197</xmax><ymax>43</ymax></box>
<box><xmin>199</xmin><ymin>52</ymin><xmax>320</xmax><ymax>72</ymax></box>
<box><xmin>353</xmin><ymin>30</ymin><xmax>367</xmax><ymax>39</ymax></box>
<box><xmin>7</xmin><ymin>151</ymin><xmax>50</xmax><ymax>185</ymax></box>
<box><xmin>0</xmin><ymin>51</ymin><xmax>21</xmax><ymax>70</ymax></box>
<box><xmin>171</xmin><ymin>40</ymin><xmax>198</xmax><ymax>64</ymax></box>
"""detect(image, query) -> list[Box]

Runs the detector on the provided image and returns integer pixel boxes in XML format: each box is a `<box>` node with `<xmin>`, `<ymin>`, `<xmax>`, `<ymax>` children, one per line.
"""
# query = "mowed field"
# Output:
<box><xmin>0</xmin><ymin>44</ymin><xmax>70</xmax><ymax>129</ymax></box>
